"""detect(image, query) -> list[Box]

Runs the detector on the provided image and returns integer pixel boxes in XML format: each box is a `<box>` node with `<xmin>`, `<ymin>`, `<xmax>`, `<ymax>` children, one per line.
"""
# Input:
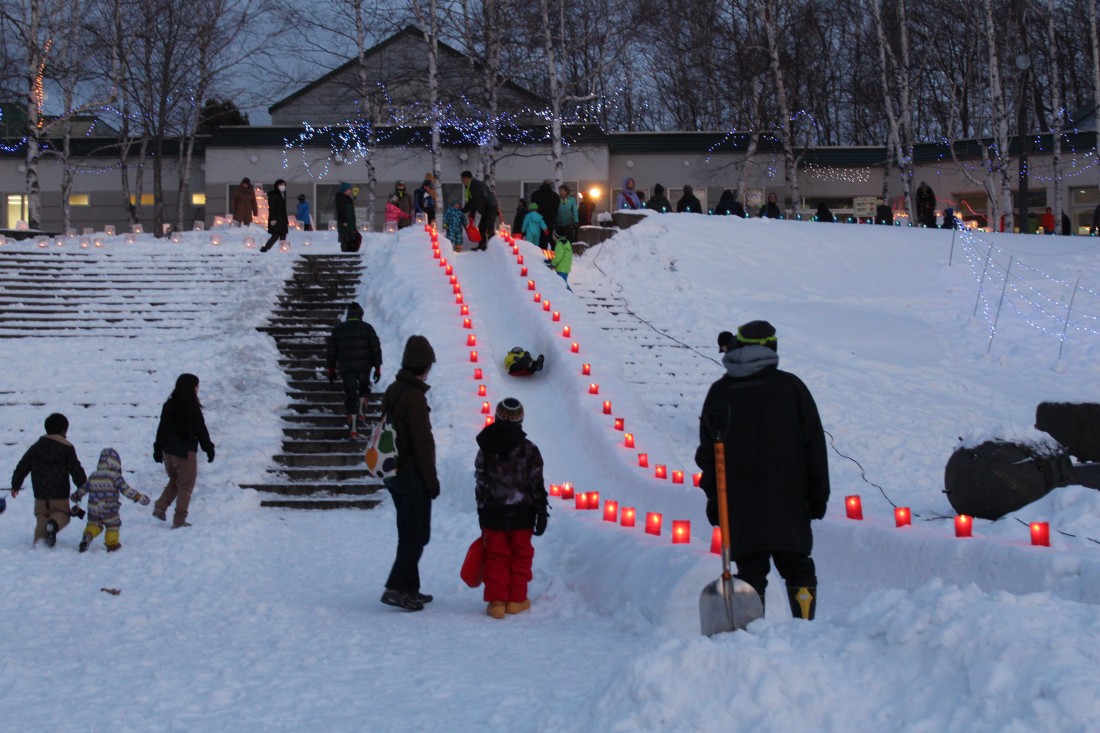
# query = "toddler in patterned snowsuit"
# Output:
<box><xmin>70</xmin><ymin>448</ymin><xmax>150</xmax><ymax>553</ymax></box>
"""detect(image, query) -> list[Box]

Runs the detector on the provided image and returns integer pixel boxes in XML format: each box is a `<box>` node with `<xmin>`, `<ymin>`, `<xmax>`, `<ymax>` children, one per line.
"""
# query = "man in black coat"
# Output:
<box><xmin>695</xmin><ymin>320</ymin><xmax>829</xmax><ymax>620</ymax></box>
<box><xmin>461</xmin><ymin>170</ymin><xmax>499</xmax><ymax>250</ymax></box>
<box><xmin>530</xmin><ymin>181</ymin><xmax>560</xmax><ymax>248</ymax></box>
<box><xmin>326</xmin><ymin>302</ymin><xmax>383</xmax><ymax>438</ymax></box>
<box><xmin>676</xmin><ymin>184</ymin><xmax>703</xmax><ymax>213</ymax></box>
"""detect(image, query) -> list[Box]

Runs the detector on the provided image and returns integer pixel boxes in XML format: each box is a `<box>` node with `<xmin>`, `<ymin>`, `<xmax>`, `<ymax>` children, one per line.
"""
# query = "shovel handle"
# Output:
<box><xmin>714</xmin><ymin>441</ymin><xmax>732</xmax><ymax>577</ymax></box>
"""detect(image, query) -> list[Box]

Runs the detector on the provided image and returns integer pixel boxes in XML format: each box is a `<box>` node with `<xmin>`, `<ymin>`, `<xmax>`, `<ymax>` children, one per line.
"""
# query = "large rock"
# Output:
<box><xmin>943</xmin><ymin>440</ymin><xmax>1074</xmax><ymax>519</ymax></box>
<box><xmin>610</xmin><ymin>211</ymin><xmax>646</xmax><ymax>229</ymax></box>
<box><xmin>1035</xmin><ymin>402</ymin><xmax>1100</xmax><ymax>462</ymax></box>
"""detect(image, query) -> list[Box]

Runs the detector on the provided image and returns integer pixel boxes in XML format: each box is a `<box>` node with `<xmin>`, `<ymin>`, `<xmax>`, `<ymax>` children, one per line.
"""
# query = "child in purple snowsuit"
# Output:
<box><xmin>70</xmin><ymin>448</ymin><xmax>150</xmax><ymax>552</ymax></box>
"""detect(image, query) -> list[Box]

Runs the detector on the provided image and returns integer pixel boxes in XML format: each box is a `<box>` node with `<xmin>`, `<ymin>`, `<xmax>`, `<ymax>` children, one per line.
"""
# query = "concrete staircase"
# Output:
<box><xmin>0</xmin><ymin>250</ymin><xmax>238</xmax><ymax>337</ymax></box>
<box><xmin>241</xmin><ymin>254</ymin><xmax>386</xmax><ymax>510</ymax></box>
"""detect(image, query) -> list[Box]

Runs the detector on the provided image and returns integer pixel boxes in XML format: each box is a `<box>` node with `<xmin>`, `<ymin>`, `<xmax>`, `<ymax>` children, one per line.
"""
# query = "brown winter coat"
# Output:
<box><xmin>384</xmin><ymin>370</ymin><xmax>439</xmax><ymax>497</ymax></box>
<box><xmin>230</xmin><ymin>183</ymin><xmax>258</xmax><ymax>225</ymax></box>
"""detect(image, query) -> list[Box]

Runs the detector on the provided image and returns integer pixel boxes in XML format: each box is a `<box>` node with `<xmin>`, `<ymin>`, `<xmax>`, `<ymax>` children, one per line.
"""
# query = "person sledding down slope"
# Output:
<box><xmin>504</xmin><ymin>347</ymin><xmax>544</xmax><ymax>376</ymax></box>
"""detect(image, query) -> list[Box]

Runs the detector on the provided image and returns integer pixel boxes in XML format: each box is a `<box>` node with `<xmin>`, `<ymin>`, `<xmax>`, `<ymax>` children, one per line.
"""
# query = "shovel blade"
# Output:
<box><xmin>699</xmin><ymin>576</ymin><xmax>764</xmax><ymax>636</ymax></box>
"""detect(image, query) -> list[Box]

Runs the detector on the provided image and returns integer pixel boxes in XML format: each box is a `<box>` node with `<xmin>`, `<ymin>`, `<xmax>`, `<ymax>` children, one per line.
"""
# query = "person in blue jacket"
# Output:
<box><xmin>296</xmin><ymin>194</ymin><xmax>313</xmax><ymax>231</ymax></box>
<box><xmin>521</xmin><ymin>202</ymin><xmax>548</xmax><ymax>246</ymax></box>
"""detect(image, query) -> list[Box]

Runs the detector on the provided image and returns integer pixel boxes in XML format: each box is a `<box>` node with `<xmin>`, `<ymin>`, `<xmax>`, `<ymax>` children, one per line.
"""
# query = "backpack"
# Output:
<box><xmin>364</xmin><ymin>383</ymin><xmax>410</xmax><ymax>479</ymax></box>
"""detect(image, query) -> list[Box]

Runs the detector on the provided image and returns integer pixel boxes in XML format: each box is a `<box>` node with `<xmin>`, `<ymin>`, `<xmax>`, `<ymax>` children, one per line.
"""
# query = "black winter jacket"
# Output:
<box><xmin>155</xmin><ymin>398</ymin><xmax>214</xmax><ymax>459</ymax></box>
<box><xmin>676</xmin><ymin>193</ymin><xmax>703</xmax><ymax>214</ymax></box>
<box><xmin>530</xmin><ymin>184</ymin><xmax>560</xmax><ymax>230</ymax></box>
<box><xmin>463</xmin><ymin>178</ymin><xmax>498</xmax><ymax>216</ymax></box>
<box><xmin>475</xmin><ymin>422</ymin><xmax>547</xmax><ymax>530</ymax></box>
<box><xmin>695</xmin><ymin>346</ymin><xmax>829</xmax><ymax>557</ymax></box>
<box><xmin>11</xmin><ymin>435</ymin><xmax>87</xmax><ymax>501</ymax></box>
<box><xmin>327</xmin><ymin>318</ymin><xmax>382</xmax><ymax>374</ymax></box>
<box><xmin>267</xmin><ymin>189</ymin><xmax>289</xmax><ymax>235</ymax></box>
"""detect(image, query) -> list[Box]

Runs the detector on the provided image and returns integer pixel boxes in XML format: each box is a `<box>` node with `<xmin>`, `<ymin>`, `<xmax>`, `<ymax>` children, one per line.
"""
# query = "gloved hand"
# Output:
<box><xmin>153</xmin><ymin>446</ymin><xmax>163</xmax><ymax>464</ymax></box>
<box><xmin>138</xmin><ymin>495</ymin><xmax>151</xmax><ymax>506</ymax></box>
<box><xmin>10</xmin><ymin>487</ymin><xmax>19</xmax><ymax>498</ymax></box>
<box><xmin>327</xmin><ymin>367</ymin><xmax>336</xmax><ymax>384</ymax></box>
<box><xmin>808</xmin><ymin>499</ymin><xmax>827</xmax><ymax>520</ymax></box>
<box><xmin>372</xmin><ymin>367</ymin><xmax>381</xmax><ymax>384</ymax></box>
<box><xmin>206</xmin><ymin>446</ymin><xmax>216</xmax><ymax>463</ymax></box>
<box><xmin>70</xmin><ymin>504</ymin><xmax>85</xmax><ymax>520</ymax></box>
<box><xmin>534</xmin><ymin>509</ymin><xmax>548</xmax><ymax>536</ymax></box>
<box><xmin>428</xmin><ymin>483</ymin><xmax>440</xmax><ymax>500</ymax></box>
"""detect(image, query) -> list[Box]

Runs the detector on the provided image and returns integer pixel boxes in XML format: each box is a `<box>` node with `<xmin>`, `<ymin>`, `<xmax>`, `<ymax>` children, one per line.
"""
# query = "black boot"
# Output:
<box><xmin>787</xmin><ymin>585</ymin><xmax>816</xmax><ymax>620</ymax></box>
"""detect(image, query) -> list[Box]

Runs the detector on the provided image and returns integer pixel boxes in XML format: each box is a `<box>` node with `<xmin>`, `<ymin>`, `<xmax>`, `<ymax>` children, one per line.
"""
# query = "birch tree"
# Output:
<box><xmin>870</xmin><ymin>0</ymin><xmax>916</xmax><ymax>218</ymax></box>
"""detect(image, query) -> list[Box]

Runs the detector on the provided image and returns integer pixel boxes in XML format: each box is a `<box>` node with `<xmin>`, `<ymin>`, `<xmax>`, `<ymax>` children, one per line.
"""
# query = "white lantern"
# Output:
<box><xmin>132</xmin><ymin>224</ymin><xmax>144</xmax><ymax>234</ymax></box>
<box><xmin>36</xmin><ymin>238</ymin><xmax>48</xmax><ymax>248</ymax></box>
<box><xmin>66</xmin><ymin>228</ymin><xmax>77</xmax><ymax>238</ymax></box>
<box><xmin>0</xmin><ymin>234</ymin><xmax>6</xmax><ymax>246</ymax></box>
<box><xmin>384</xmin><ymin>221</ymin><xmax>397</xmax><ymax>233</ymax></box>
<box><xmin>303</xmin><ymin>237</ymin><xmax>312</xmax><ymax>247</ymax></box>
<box><xmin>170</xmin><ymin>232</ymin><xmax>183</xmax><ymax>243</ymax></box>
<box><xmin>82</xmin><ymin>227</ymin><xmax>94</xmax><ymax>235</ymax></box>
<box><xmin>193</xmin><ymin>220</ymin><xmax>205</xmax><ymax>231</ymax></box>
<box><xmin>79</xmin><ymin>238</ymin><xmax>90</xmax><ymax>248</ymax></box>
<box><xmin>415</xmin><ymin>212</ymin><xmax>427</xmax><ymax>225</ymax></box>
<box><xmin>279</xmin><ymin>242</ymin><xmax>290</xmax><ymax>252</ymax></box>
<box><xmin>104</xmin><ymin>225</ymin><xmax>116</xmax><ymax>236</ymax></box>
<box><xmin>124</xmin><ymin>233</ymin><xmax>136</xmax><ymax>244</ymax></box>
<box><xmin>244</xmin><ymin>236</ymin><xmax>256</xmax><ymax>249</ymax></box>
<box><xmin>213</xmin><ymin>216</ymin><xmax>227</xmax><ymax>227</ymax></box>
<box><xmin>93</xmin><ymin>237</ymin><xmax>104</xmax><ymax>248</ymax></box>
<box><xmin>328</xmin><ymin>221</ymin><xmax>337</xmax><ymax>230</ymax></box>
<box><xmin>210</xmin><ymin>234</ymin><xmax>222</xmax><ymax>246</ymax></box>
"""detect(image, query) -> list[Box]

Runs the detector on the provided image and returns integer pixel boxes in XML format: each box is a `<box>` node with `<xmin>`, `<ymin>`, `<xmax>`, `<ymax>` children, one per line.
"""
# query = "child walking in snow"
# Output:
<box><xmin>521</xmin><ymin>202</ymin><xmax>548</xmax><ymax>247</ymax></box>
<box><xmin>70</xmin><ymin>448</ymin><xmax>150</xmax><ymax>552</ymax></box>
<box><xmin>545</xmin><ymin>227</ymin><xmax>574</xmax><ymax>292</ymax></box>
<box><xmin>9</xmin><ymin>412</ymin><xmax>87</xmax><ymax>547</ymax></box>
<box><xmin>474</xmin><ymin>398</ymin><xmax>549</xmax><ymax>619</ymax></box>
<box><xmin>443</xmin><ymin>201</ymin><xmax>465</xmax><ymax>252</ymax></box>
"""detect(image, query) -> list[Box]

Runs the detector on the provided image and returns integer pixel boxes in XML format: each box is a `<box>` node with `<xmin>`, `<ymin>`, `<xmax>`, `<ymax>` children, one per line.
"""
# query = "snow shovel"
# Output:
<box><xmin>699</xmin><ymin>440</ymin><xmax>764</xmax><ymax>636</ymax></box>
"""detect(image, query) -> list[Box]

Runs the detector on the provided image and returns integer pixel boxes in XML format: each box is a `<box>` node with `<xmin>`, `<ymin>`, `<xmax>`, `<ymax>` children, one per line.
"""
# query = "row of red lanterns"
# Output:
<box><xmin>844</xmin><ymin>494</ymin><xmax>1051</xmax><ymax>546</ymax></box>
<box><xmin>548</xmin><ymin>482</ymin><xmax>695</xmax><ymax>545</ymax></box>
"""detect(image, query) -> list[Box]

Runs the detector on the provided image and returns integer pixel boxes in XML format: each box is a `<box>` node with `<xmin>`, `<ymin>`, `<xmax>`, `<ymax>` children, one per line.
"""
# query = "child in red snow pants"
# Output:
<box><xmin>482</xmin><ymin>528</ymin><xmax>535</xmax><ymax>603</ymax></box>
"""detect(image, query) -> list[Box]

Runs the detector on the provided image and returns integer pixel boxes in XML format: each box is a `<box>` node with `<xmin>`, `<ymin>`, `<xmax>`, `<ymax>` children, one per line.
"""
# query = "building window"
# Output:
<box><xmin>129</xmin><ymin>194</ymin><xmax>155</xmax><ymax>206</ymax></box>
<box><xmin>192</xmin><ymin>193</ymin><xmax>206</xmax><ymax>206</ymax></box>
<box><xmin>69</xmin><ymin>194</ymin><xmax>90</xmax><ymax>206</ymax></box>
<box><xmin>5</xmin><ymin>194</ymin><xmax>28</xmax><ymax>228</ymax></box>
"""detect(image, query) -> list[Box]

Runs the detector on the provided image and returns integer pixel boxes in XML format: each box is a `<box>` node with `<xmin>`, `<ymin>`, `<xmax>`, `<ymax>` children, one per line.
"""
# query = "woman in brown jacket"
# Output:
<box><xmin>230</xmin><ymin>178</ymin><xmax>258</xmax><ymax>225</ymax></box>
<box><xmin>380</xmin><ymin>335</ymin><xmax>438</xmax><ymax>612</ymax></box>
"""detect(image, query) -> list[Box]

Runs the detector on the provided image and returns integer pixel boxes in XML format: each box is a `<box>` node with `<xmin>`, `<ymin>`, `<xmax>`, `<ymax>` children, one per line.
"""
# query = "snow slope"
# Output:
<box><xmin>2</xmin><ymin>216</ymin><xmax>1100</xmax><ymax>732</ymax></box>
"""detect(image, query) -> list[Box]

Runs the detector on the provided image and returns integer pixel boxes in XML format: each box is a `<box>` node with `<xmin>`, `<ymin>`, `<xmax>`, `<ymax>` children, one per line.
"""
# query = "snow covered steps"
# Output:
<box><xmin>241</xmin><ymin>254</ymin><xmax>385</xmax><ymax>510</ymax></box>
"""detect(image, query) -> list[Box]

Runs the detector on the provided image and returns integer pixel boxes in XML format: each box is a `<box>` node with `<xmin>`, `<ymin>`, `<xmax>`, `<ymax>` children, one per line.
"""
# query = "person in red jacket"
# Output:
<box><xmin>475</xmin><ymin>398</ymin><xmax>549</xmax><ymax>618</ymax></box>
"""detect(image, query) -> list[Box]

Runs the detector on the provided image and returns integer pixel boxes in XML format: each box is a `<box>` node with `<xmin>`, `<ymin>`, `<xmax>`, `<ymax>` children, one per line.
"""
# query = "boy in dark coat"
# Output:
<box><xmin>475</xmin><ymin>398</ymin><xmax>548</xmax><ymax>618</ymax></box>
<box><xmin>71</xmin><ymin>448</ymin><xmax>150</xmax><ymax>552</ymax></box>
<box><xmin>326</xmin><ymin>302</ymin><xmax>383</xmax><ymax>439</ymax></box>
<box><xmin>380</xmin><ymin>336</ymin><xmax>439</xmax><ymax>612</ymax></box>
<box><xmin>676</xmin><ymin>184</ymin><xmax>703</xmax><ymax>213</ymax></box>
<box><xmin>461</xmin><ymin>170</ymin><xmax>499</xmax><ymax>250</ymax></box>
<box><xmin>10</xmin><ymin>413</ymin><xmax>87</xmax><ymax>546</ymax></box>
<box><xmin>647</xmin><ymin>183</ymin><xmax>672</xmax><ymax>213</ymax></box>
<box><xmin>695</xmin><ymin>320</ymin><xmax>829</xmax><ymax>619</ymax></box>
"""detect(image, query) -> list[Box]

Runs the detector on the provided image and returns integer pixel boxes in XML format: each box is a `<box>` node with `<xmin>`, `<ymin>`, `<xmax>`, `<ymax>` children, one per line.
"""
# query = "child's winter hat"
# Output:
<box><xmin>44</xmin><ymin>413</ymin><xmax>69</xmax><ymax>436</ymax></box>
<box><xmin>734</xmin><ymin>320</ymin><xmax>778</xmax><ymax>351</ymax></box>
<box><xmin>297</xmin><ymin>193</ymin><xmax>306</xmax><ymax>201</ymax></box>
<box><xmin>401</xmin><ymin>335</ymin><xmax>436</xmax><ymax>373</ymax></box>
<box><xmin>528</xmin><ymin>202</ymin><xmax>539</xmax><ymax>211</ymax></box>
<box><xmin>495</xmin><ymin>397</ymin><xmax>524</xmax><ymax>424</ymax></box>
<box><xmin>717</xmin><ymin>331</ymin><xmax>734</xmax><ymax>351</ymax></box>
<box><xmin>339</xmin><ymin>182</ymin><xmax>352</xmax><ymax>193</ymax></box>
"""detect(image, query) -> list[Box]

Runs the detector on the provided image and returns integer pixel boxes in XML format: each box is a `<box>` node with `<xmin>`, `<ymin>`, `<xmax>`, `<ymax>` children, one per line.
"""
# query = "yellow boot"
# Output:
<box><xmin>486</xmin><ymin>601</ymin><xmax>506</xmax><ymax>619</ymax></box>
<box><xmin>505</xmin><ymin>599</ymin><xmax>531</xmax><ymax>615</ymax></box>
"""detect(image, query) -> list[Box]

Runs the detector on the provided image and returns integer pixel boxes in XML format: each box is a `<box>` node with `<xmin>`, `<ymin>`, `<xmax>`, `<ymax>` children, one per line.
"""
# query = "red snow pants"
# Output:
<box><xmin>482</xmin><ymin>528</ymin><xmax>534</xmax><ymax>603</ymax></box>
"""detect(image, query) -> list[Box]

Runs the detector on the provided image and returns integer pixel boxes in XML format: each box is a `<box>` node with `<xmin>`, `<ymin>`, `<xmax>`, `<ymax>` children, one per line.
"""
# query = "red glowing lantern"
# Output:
<box><xmin>460</xmin><ymin>305</ymin><xmax>470</xmax><ymax>316</ymax></box>
<box><xmin>469</xmin><ymin>350</ymin><xmax>478</xmax><ymax>363</ymax></box>
<box><xmin>512</xmin><ymin>245</ymin><xmax>519</xmax><ymax>255</ymax></box>
<box><xmin>449</xmin><ymin>275</ymin><xmax>457</xmax><ymax>285</ymax></box>
<box><xmin>621</xmin><ymin>507</ymin><xmax>636</xmax><ymax>527</ymax></box>
<box><xmin>521</xmin><ymin>266</ymin><xmax>528</xmax><ymax>277</ymax></box>
<box><xmin>603</xmin><ymin>500</ymin><xmax>618</xmax><ymax>522</ymax></box>
<box><xmin>710</xmin><ymin>526</ymin><xmax>722</xmax><ymax>554</ymax></box>
<box><xmin>645</xmin><ymin>512</ymin><xmax>663</xmax><ymax>536</ymax></box>
<box><xmin>693</xmin><ymin>472</ymin><xmax>702</xmax><ymax>487</ymax></box>
<box><xmin>613</xmin><ymin>418</ymin><xmax>624</xmax><ymax>431</ymax></box>
<box><xmin>552</xmin><ymin>311</ymin><xmax>561</xmax><ymax>322</ymax></box>
<box><xmin>463</xmin><ymin>318</ymin><xmax>472</xmax><ymax>329</ymax></box>
<box><xmin>955</xmin><ymin>515</ymin><xmax>973</xmax><ymax>538</ymax></box>
<box><xmin>440</xmin><ymin>258</ymin><xmax>447</xmax><ymax>268</ymax></box>
<box><xmin>481</xmin><ymin>401</ymin><xmax>491</xmax><ymax>414</ymax></box>
<box><xmin>624</xmin><ymin>433</ymin><xmax>635</xmax><ymax>448</ymax></box>
<box><xmin>602</xmin><ymin>400</ymin><xmax>612</xmax><ymax>414</ymax></box>
<box><xmin>473</xmin><ymin>368</ymin><xmax>483</xmax><ymax>380</ymax></box>
<box><xmin>534</xmin><ymin>293</ymin><xmax>541</xmax><ymax>303</ymax></box>
<box><xmin>1030</xmin><ymin>522</ymin><xmax>1050</xmax><ymax>546</ymax></box>
<box><xmin>561</xmin><ymin>483</ymin><xmax>575</xmax><ymax>500</ymax></box>
<box><xmin>477</xmin><ymin>384</ymin><xmax>487</xmax><ymax>397</ymax></box>
<box><xmin>655</xmin><ymin>465</ymin><xmax>667</xmax><ymax>480</ymax></box>
<box><xmin>575</xmin><ymin>492</ymin><xmax>588</xmax><ymax>510</ymax></box>
<box><xmin>453</xmin><ymin>284</ymin><xmax>462</xmax><ymax>294</ymax></box>
<box><xmin>845</xmin><ymin>495</ymin><xmax>863</xmax><ymax>520</ymax></box>
<box><xmin>570</xmin><ymin>342</ymin><xmax>579</xmax><ymax>353</ymax></box>
<box><xmin>433</xmin><ymin>248</ymin><xmax>441</xmax><ymax>259</ymax></box>
<box><xmin>895</xmin><ymin>507</ymin><xmax>911</xmax><ymax>527</ymax></box>
<box><xmin>588</xmin><ymin>383</ymin><xmax>599</xmax><ymax>395</ymax></box>
<box><xmin>672</xmin><ymin>470</ymin><xmax>684</xmax><ymax>484</ymax></box>
<box><xmin>467</xmin><ymin>334</ymin><xmax>477</xmax><ymax>346</ymax></box>
<box><xmin>562</xmin><ymin>325</ymin><xmax>571</xmax><ymax>337</ymax></box>
<box><xmin>484</xmin><ymin>415</ymin><xmax>494</xmax><ymax>426</ymax></box>
<box><xmin>517</xmin><ymin>255</ymin><xmax>525</xmax><ymax>264</ymax></box>
<box><xmin>527</xmin><ymin>279</ymin><xmax>535</xmax><ymax>291</ymax></box>
<box><xmin>456</xmin><ymin>294</ymin><xmax>464</xmax><ymax>304</ymax></box>
<box><xmin>638</xmin><ymin>453</ymin><xmax>649</xmax><ymax>468</ymax></box>
<box><xmin>581</xmin><ymin>363</ymin><xmax>591</xmax><ymax>375</ymax></box>
<box><xmin>543</xmin><ymin>300</ymin><xmax>551</xmax><ymax>312</ymax></box>
<box><xmin>672</xmin><ymin>520</ymin><xmax>690</xmax><ymax>544</ymax></box>
<box><xmin>445</xmin><ymin>264</ymin><xmax>453</xmax><ymax>275</ymax></box>
<box><xmin>549</xmin><ymin>484</ymin><xmax>562</xmax><ymax>497</ymax></box>
<box><xmin>587</xmin><ymin>491</ymin><xmax>600</xmax><ymax>509</ymax></box>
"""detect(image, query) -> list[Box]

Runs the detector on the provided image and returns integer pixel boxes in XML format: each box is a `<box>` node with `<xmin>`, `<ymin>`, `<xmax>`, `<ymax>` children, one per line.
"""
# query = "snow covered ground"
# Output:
<box><xmin>2</xmin><ymin>216</ymin><xmax>1100</xmax><ymax>732</ymax></box>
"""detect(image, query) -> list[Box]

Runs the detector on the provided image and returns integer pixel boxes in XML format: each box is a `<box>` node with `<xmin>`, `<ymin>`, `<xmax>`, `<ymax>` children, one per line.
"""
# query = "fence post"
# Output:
<box><xmin>1058</xmin><ymin>277</ymin><xmax>1080</xmax><ymax>361</ymax></box>
<box><xmin>973</xmin><ymin>240</ymin><xmax>996</xmax><ymax>318</ymax></box>
<box><xmin>987</xmin><ymin>256</ymin><xmax>1014</xmax><ymax>354</ymax></box>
